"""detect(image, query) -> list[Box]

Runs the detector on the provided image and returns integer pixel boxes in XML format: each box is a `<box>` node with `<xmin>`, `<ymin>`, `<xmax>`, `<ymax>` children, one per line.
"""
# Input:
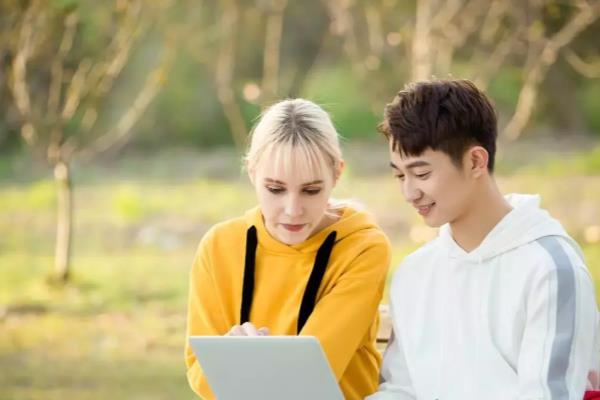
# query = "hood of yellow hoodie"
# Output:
<box><xmin>243</xmin><ymin>205</ymin><xmax>379</xmax><ymax>255</ymax></box>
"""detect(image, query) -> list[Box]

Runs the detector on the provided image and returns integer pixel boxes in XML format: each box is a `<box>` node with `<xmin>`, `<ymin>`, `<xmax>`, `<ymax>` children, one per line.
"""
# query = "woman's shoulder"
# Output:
<box><xmin>199</xmin><ymin>213</ymin><xmax>251</xmax><ymax>248</ymax></box>
<box><xmin>335</xmin><ymin>204</ymin><xmax>390</xmax><ymax>245</ymax></box>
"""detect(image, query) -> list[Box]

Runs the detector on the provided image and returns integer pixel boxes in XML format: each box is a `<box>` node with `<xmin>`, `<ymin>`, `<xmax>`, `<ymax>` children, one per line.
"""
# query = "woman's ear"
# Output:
<box><xmin>334</xmin><ymin>160</ymin><xmax>345</xmax><ymax>184</ymax></box>
<box><xmin>246</xmin><ymin>163</ymin><xmax>256</xmax><ymax>186</ymax></box>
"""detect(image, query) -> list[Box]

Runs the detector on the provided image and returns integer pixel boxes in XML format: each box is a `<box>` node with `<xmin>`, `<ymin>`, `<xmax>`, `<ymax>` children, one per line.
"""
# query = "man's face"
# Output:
<box><xmin>251</xmin><ymin>154</ymin><xmax>336</xmax><ymax>245</ymax></box>
<box><xmin>389</xmin><ymin>142</ymin><xmax>475</xmax><ymax>228</ymax></box>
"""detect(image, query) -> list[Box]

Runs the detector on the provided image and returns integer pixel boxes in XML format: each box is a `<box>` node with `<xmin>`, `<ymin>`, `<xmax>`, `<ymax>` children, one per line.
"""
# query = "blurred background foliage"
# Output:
<box><xmin>1</xmin><ymin>0</ymin><xmax>599</xmax><ymax>399</ymax></box>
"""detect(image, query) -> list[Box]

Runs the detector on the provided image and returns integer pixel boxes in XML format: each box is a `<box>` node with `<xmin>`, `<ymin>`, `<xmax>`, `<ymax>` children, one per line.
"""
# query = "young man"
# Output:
<box><xmin>368</xmin><ymin>79</ymin><xmax>599</xmax><ymax>399</ymax></box>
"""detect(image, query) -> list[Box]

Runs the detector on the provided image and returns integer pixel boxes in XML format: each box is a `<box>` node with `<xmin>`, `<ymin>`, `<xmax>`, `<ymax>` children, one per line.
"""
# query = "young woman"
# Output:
<box><xmin>185</xmin><ymin>99</ymin><xmax>391</xmax><ymax>400</ymax></box>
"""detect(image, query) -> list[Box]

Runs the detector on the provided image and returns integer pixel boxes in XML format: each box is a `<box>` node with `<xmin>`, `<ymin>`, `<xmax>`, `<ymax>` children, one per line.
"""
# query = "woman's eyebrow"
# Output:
<box><xmin>302</xmin><ymin>180</ymin><xmax>323</xmax><ymax>186</ymax></box>
<box><xmin>264</xmin><ymin>178</ymin><xmax>285</xmax><ymax>185</ymax></box>
<box><xmin>264</xmin><ymin>178</ymin><xmax>324</xmax><ymax>186</ymax></box>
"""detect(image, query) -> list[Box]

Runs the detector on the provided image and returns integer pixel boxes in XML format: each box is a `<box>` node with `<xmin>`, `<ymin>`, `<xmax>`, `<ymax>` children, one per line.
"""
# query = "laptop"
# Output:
<box><xmin>188</xmin><ymin>335</ymin><xmax>344</xmax><ymax>400</ymax></box>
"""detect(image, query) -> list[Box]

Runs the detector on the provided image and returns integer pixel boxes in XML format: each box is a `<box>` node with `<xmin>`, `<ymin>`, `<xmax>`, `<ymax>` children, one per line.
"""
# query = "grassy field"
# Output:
<box><xmin>1</xmin><ymin>142</ymin><xmax>599</xmax><ymax>399</ymax></box>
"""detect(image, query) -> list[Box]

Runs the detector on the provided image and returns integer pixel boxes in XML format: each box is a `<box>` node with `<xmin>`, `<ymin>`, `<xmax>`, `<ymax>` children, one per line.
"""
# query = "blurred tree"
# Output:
<box><xmin>2</xmin><ymin>0</ymin><xmax>173</xmax><ymax>282</ymax></box>
<box><xmin>503</xmin><ymin>0</ymin><xmax>600</xmax><ymax>139</ymax></box>
<box><xmin>177</xmin><ymin>0</ymin><xmax>331</xmax><ymax>149</ymax></box>
<box><xmin>260</xmin><ymin>0</ymin><xmax>288</xmax><ymax>107</ymax></box>
<box><xmin>324</xmin><ymin>0</ymin><xmax>600</xmax><ymax>139</ymax></box>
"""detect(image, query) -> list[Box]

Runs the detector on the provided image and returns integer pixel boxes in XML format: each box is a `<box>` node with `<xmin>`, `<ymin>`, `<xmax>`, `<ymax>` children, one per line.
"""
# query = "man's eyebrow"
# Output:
<box><xmin>389</xmin><ymin>160</ymin><xmax>430</xmax><ymax>170</ymax></box>
<box><xmin>405</xmin><ymin>160</ymin><xmax>431</xmax><ymax>169</ymax></box>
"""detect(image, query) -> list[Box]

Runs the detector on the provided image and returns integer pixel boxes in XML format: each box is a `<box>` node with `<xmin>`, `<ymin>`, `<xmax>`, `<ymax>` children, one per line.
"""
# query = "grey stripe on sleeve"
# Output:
<box><xmin>537</xmin><ymin>236</ymin><xmax>576</xmax><ymax>400</ymax></box>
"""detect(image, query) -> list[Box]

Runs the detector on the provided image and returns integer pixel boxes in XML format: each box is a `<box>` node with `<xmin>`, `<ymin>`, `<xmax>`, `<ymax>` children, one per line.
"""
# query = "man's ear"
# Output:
<box><xmin>467</xmin><ymin>146</ymin><xmax>489</xmax><ymax>178</ymax></box>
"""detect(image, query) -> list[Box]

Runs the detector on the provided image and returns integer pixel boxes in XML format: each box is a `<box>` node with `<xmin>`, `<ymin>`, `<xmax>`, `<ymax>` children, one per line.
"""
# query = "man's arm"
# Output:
<box><xmin>518</xmin><ymin>237</ymin><xmax>598</xmax><ymax>399</ymax></box>
<box><xmin>367</xmin><ymin>274</ymin><xmax>416</xmax><ymax>400</ymax></box>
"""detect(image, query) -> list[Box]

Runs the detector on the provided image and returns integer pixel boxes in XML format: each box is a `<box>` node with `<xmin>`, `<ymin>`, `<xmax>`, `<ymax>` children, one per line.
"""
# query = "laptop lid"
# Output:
<box><xmin>188</xmin><ymin>335</ymin><xmax>344</xmax><ymax>400</ymax></box>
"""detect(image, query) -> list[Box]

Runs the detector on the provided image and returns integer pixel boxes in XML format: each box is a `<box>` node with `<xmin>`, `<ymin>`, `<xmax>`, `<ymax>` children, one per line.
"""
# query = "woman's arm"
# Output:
<box><xmin>299</xmin><ymin>238</ymin><xmax>391</xmax><ymax>379</ymax></box>
<box><xmin>185</xmin><ymin>232</ymin><xmax>229</xmax><ymax>399</ymax></box>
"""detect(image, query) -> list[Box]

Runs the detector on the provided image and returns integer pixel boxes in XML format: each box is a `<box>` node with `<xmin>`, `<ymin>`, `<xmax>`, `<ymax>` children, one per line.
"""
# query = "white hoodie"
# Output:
<box><xmin>369</xmin><ymin>194</ymin><xmax>599</xmax><ymax>400</ymax></box>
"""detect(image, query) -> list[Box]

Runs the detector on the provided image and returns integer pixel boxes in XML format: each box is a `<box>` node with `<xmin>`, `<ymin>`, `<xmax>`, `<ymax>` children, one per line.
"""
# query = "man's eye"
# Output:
<box><xmin>416</xmin><ymin>172</ymin><xmax>431</xmax><ymax>179</ymax></box>
<box><xmin>395</xmin><ymin>175</ymin><xmax>405</xmax><ymax>181</ymax></box>
<box><xmin>267</xmin><ymin>187</ymin><xmax>284</xmax><ymax>194</ymax></box>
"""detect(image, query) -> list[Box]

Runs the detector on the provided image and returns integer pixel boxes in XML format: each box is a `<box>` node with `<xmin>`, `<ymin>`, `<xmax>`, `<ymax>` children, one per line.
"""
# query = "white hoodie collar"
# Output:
<box><xmin>438</xmin><ymin>193</ymin><xmax>583</xmax><ymax>263</ymax></box>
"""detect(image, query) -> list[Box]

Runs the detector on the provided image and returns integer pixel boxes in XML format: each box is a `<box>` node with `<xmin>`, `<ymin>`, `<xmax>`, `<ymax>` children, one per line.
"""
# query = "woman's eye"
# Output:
<box><xmin>267</xmin><ymin>186</ymin><xmax>284</xmax><ymax>194</ymax></box>
<box><xmin>304</xmin><ymin>188</ymin><xmax>321</xmax><ymax>195</ymax></box>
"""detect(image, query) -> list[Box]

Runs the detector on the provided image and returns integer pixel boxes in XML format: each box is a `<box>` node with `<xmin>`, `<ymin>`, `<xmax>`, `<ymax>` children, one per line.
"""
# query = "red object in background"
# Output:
<box><xmin>584</xmin><ymin>391</ymin><xmax>600</xmax><ymax>400</ymax></box>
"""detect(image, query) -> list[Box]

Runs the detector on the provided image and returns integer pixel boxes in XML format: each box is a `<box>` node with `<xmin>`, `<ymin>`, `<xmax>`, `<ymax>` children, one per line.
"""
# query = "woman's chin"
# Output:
<box><xmin>276</xmin><ymin>229</ymin><xmax>310</xmax><ymax>245</ymax></box>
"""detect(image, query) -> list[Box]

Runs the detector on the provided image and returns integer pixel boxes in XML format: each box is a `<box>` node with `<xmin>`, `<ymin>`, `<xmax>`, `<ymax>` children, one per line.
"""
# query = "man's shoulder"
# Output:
<box><xmin>403</xmin><ymin>237</ymin><xmax>443</xmax><ymax>267</ymax></box>
<box><xmin>390</xmin><ymin>238</ymin><xmax>443</xmax><ymax>283</ymax></box>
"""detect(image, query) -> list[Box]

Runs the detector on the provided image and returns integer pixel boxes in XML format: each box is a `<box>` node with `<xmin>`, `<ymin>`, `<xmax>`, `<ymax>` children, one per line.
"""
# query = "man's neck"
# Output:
<box><xmin>450</xmin><ymin>181</ymin><xmax>512</xmax><ymax>253</ymax></box>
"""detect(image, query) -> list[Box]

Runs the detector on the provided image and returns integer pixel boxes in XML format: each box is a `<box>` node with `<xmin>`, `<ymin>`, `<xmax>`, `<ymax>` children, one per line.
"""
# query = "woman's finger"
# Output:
<box><xmin>241</xmin><ymin>322</ymin><xmax>260</xmax><ymax>336</ymax></box>
<box><xmin>226</xmin><ymin>325</ymin><xmax>246</xmax><ymax>336</ymax></box>
<box><xmin>257</xmin><ymin>327</ymin><xmax>270</xmax><ymax>336</ymax></box>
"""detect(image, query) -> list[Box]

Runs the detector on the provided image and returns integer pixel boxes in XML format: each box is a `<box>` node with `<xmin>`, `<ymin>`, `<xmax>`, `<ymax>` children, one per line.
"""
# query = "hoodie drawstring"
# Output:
<box><xmin>240</xmin><ymin>226</ymin><xmax>337</xmax><ymax>334</ymax></box>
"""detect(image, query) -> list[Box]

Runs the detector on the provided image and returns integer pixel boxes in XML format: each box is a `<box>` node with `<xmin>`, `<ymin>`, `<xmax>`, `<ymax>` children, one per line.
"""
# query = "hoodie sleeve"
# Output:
<box><xmin>298</xmin><ymin>237</ymin><xmax>391</xmax><ymax>383</ymax></box>
<box><xmin>366</xmin><ymin>300</ymin><xmax>417</xmax><ymax>400</ymax></box>
<box><xmin>185</xmin><ymin>231</ymin><xmax>229</xmax><ymax>399</ymax></box>
<box><xmin>517</xmin><ymin>237</ymin><xmax>598</xmax><ymax>400</ymax></box>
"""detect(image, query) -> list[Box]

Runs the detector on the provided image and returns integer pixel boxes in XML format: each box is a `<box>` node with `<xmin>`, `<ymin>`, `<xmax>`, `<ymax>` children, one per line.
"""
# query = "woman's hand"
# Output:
<box><xmin>226</xmin><ymin>322</ymin><xmax>270</xmax><ymax>336</ymax></box>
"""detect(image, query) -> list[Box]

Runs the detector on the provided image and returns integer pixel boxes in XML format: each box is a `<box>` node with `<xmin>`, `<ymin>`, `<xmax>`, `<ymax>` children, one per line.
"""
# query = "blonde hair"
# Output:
<box><xmin>244</xmin><ymin>99</ymin><xmax>343</xmax><ymax>181</ymax></box>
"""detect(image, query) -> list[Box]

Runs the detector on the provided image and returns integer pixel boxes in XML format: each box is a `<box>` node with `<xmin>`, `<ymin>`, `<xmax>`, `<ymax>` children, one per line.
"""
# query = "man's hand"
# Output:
<box><xmin>226</xmin><ymin>322</ymin><xmax>270</xmax><ymax>336</ymax></box>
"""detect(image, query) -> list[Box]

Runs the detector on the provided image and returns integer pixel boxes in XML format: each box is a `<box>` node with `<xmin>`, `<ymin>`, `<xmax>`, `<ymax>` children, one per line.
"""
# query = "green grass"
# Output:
<box><xmin>1</xmin><ymin>147</ymin><xmax>599</xmax><ymax>399</ymax></box>
<box><xmin>516</xmin><ymin>145</ymin><xmax>600</xmax><ymax>177</ymax></box>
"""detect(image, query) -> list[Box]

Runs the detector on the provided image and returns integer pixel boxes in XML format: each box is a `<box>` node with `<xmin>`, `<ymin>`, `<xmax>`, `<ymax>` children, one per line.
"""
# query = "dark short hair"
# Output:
<box><xmin>379</xmin><ymin>79</ymin><xmax>498</xmax><ymax>172</ymax></box>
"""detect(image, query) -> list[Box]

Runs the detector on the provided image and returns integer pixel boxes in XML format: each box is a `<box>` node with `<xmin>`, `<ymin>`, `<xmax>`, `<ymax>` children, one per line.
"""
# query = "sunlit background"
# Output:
<box><xmin>1</xmin><ymin>0</ymin><xmax>599</xmax><ymax>398</ymax></box>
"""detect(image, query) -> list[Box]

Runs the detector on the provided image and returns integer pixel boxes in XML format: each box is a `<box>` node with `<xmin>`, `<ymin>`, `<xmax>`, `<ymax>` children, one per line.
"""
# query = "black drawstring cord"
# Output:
<box><xmin>240</xmin><ymin>226</ymin><xmax>258</xmax><ymax>325</ymax></box>
<box><xmin>240</xmin><ymin>226</ymin><xmax>337</xmax><ymax>334</ymax></box>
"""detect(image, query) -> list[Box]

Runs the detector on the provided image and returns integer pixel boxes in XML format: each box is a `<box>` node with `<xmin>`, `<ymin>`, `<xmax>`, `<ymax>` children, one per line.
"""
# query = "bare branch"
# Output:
<box><xmin>325</xmin><ymin>0</ymin><xmax>367</xmax><ymax>78</ymax></box>
<box><xmin>479</xmin><ymin>0</ymin><xmax>511</xmax><ymax>45</ymax></box>
<box><xmin>61</xmin><ymin>58</ymin><xmax>93</xmax><ymax>121</ymax></box>
<box><xmin>75</xmin><ymin>44</ymin><xmax>173</xmax><ymax>161</ymax></box>
<box><xmin>473</xmin><ymin>27</ymin><xmax>524</xmax><ymax>89</ymax></box>
<box><xmin>440</xmin><ymin>0</ymin><xmax>488</xmax><ymax>48</ymax></box>
<box><xmin>8</xmin><ymin>0</ymin><xmax>48</xmax><ymax>148</ymax></box>
<box><xmin>565</xmin><ymin>48</ymin><xmax>600</xmax><ymax>78</ymax></box>
<box><xmin>73</xmin><ymin>0</ymin><xmax>143</xmax><ymax>136</ymax></box>
<box><xmin>429</xmin><ymin>0</ymin><xmax>463</xmax><ymax>32</ymax></box>
<box><xmin>412</xmin><ymin>0</ymin><xmax>434</xmax><ymax>80</ymax></box>
<box><xmin>215</xmin><ymin>0</ymin><xmax>248</xmax><ymax>149</ymax></box>
<box><xmin>261</xmin><ymin>0</ymin><xmax>288</xmax><ymax>107</ymax></box>
<box><xmin>47</xmin><ymin>11</ymin><xmax>78</xmax><ymax>119</ymax></box>
<box><xmin>365</xmin><ymin>4</ymin><xmax>384</xmax><ymax>57</ymax></box>
<box><xmin>503</xmin><ymin>0</ymin><xmax>600</xmax><ymax>140</ymax></box>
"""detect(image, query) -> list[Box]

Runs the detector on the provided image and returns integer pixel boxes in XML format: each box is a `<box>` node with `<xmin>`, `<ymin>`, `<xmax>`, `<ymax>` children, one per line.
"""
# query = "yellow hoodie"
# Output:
<box><xmin>185</xmin><ymin>205</ymin><xmax>391</xmax><ymax>399</ymax></box>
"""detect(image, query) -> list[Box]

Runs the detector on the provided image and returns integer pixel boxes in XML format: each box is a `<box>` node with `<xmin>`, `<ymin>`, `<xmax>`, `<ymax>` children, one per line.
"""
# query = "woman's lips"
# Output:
<box><xmin>281</xmin><ymin>223</ymin><xmax>306</xmax><ymax>232</ymax></box>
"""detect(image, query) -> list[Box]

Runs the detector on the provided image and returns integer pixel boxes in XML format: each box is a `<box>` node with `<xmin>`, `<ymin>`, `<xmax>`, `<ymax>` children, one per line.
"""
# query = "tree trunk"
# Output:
<box><xmin>261</xmin><ymin>0</ymin><xmax>287</xmax><ymax>108</ymax></box>
<box><xmin>53</xmin><ymin>160</ymin><xmax>73</xmax><ymax>283</ymax></box>
<box><xmin>216</xmin><ymin>0</ymin><xmax>247</xmax><ymax>150</ymax></box>
<box><xmin>545</xmin><ymin>61</ymin><xmax>585</xmax><ymax>133</ymax></box>
<box><xmin>411</xmin><ymin>0</ymin><xmax>433</xmax><ymax>81</ymax></box>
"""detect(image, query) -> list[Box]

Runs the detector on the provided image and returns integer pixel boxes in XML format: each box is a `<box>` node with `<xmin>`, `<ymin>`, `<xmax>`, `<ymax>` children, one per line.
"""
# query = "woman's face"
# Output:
<box><xmin>250</xmin><ymin>152</ymin><xmax>339</xmax><ymax>245</ymax></box>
